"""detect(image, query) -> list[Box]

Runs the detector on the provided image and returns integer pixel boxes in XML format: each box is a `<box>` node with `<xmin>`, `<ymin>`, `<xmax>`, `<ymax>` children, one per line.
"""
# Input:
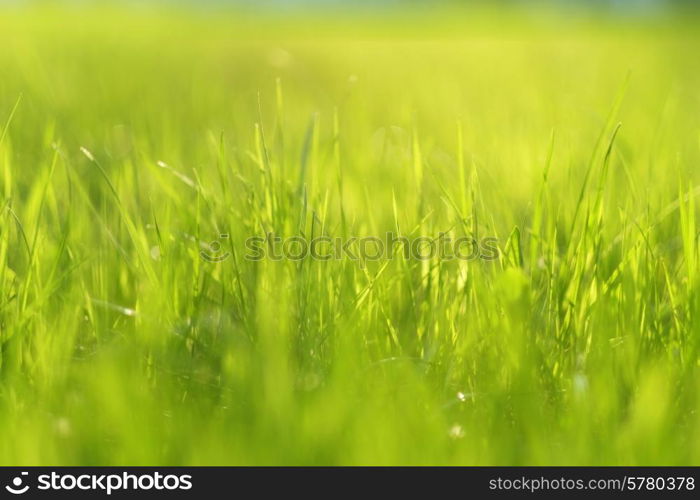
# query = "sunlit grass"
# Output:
<box><xmin>0</xmin><ymin>4</ymin><xmax>699</xmax><ymax>465</ymax></box>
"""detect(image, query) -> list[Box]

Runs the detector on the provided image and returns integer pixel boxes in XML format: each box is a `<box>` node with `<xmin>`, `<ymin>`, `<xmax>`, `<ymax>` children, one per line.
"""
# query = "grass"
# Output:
<box><xmin>0</xmin><ymin>4</ymin><xmax>699</xmax><ymax>465</ymax></box>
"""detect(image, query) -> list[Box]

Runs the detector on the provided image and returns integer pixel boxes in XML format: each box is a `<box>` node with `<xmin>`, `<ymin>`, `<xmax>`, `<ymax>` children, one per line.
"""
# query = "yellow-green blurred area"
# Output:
<box><xmin>0</xmin><ymin>3</ymin><xmax>699</xmax><ymax>464</ymax></box>
<box><xmin>2</xmin><ymin>5</ymin><xmax>699</xmax><ymax>222</ymax></box>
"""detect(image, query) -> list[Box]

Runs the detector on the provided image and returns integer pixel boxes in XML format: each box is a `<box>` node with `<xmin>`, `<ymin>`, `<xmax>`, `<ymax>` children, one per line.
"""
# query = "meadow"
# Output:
<box><xmin>0</xmin><ymin>4</ymin><xmax>699</xmax><ymax>465</ymax></box>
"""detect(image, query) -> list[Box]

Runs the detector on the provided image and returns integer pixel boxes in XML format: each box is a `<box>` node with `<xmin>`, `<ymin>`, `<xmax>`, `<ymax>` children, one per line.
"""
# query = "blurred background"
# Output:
<box><xmin>1</xmin><ymin>0</ymin><xmax>699</xmax><ymax>466</ymax></box>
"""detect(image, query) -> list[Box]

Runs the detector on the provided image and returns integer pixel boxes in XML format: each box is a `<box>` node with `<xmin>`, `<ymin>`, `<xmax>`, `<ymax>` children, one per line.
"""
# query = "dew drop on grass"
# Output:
<box><xmin>449</xmin><ymin>424</ymin><xmax>465</xmax><ymax>439</ymax></box>
<box><xmin>150</xmin><ymin>246</ymin><xmax>161</xmax><ymax>261</ymax></box>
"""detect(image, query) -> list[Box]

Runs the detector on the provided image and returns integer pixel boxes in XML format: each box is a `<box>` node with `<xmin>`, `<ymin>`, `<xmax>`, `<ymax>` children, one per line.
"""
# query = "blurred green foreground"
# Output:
<box><xmin>0</xmin><ymin>4</ymin><xmax>699</xmax><ymax>464</ymax></box>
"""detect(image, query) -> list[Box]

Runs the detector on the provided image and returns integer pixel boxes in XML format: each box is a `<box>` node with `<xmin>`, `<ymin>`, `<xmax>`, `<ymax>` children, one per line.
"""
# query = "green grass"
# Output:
<box><xmin>0</xmin><ymin>4</ymin><xmax>699</xmax><ymax>465</ymax></box>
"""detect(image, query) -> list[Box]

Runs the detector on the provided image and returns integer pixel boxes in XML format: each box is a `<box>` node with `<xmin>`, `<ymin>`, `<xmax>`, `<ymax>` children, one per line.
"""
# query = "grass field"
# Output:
<box><xmin>0</xmin><ymin>3</ymin><xmax>699</xmax><ymax>465</ymax></box>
